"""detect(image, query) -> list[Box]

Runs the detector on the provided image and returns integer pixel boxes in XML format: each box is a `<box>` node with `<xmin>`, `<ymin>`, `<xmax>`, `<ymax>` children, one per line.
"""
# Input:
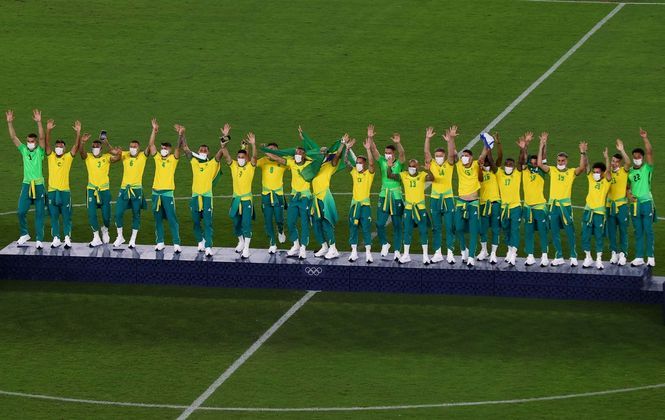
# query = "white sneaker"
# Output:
<box><xmin>477</xmin><ymin>248</ymin><xmax>489</xmax><ymax>261</ymax></box>
<box><xmin>129</xmin><ymin>230</ymin><xmax>138</xmax><ymax>249</ymax></box>
<box><xmin>507</xmin><ymin>252</ymin><xmax>516</xmax><ymax>266</ymax></box>
<box><xmin>128</xmin><ymin>239</ymin><xmax>136</xmax><ymax>249</ymax></box>
<box><xmin>324</xmin><ymin>245</ymin><xmax>339</xmax><ymax>260</ymax></box>
<box><xmin>101</xmin><ymin>227</ymin><xmax>110</xmax><ymax>244</ymax></box>
<box><xmin>461</xmin><ymin>248</ymin><xmax>469</xmax><ymax>263</ymax></box>
<box><xmin>398</xmin><ymin>253</ymin><xmax>411</xmax><ymax>264</ymax></box>
<box><xmin>197</xmin><ymin>240</ymin><xmax>205</xmax><ymax>252</ymax></box>
<box><xmin>51</xmin><ymin>237</ymin><xmax>62</xmax><ymax>248</ymax></box>
<box><xmin>298</xmin><ymin>246</ymin><xmax>307</xmax><ymax>259</ymax></box>
<box><xmin>618</xmin><ymin>252</ymin><xmax>626</xmax><ymax>266</ymax></box>
<box><xmin>287</xmin><ymin>242</ymin><xmax>300</xmax><ymax>257</ymax></box>
<box><xmin>89</xmin><ymin>233</ymin><xmax>103</xmax><ymax>247</ymax></box>
<box><xmin>315</xmin><ymin>243</ymin><xmax>329</xmax><ymax>257</ymax></box>
<box><xmin>173</xmin><ymin>244</ymin><xmax>182</xmax><ymax>254</ymax></box>
<box><xmin>205</xmin><ymin>247</ymin><xmax>213</xmax><ymax>258</ymax></box>
<box><xmin>489</xmin><ymin>253</ymin><xmax>498</xmax><ymax>264</ymax></box>
<box><xmin>278</xmin><ymin>231</ymin><xmax>286</xmax><ymax>243</ymax></box>
<box><xmin>242</xmin><ymin>248</ymin><xmax>250</xmax><ymax>259</ymax></box>
<box><xmin>393</xmin><ymin>251</ymin><xmax>401</xmax><ymax>261</ymax></box>
<box><xmin>381</xmin><ymin>243</ymin><xmax>391</xmax><ymax>257</ymax></box>
<box><xmin>550</xmin><ymin>258</ymin><xmax>565</xmax><ymax>267</ymax></box>
<box><xmin>422</xmin><ymin>254</ymin><xmax>431</xmax><ymax>265</ymax></box>
<box><xmin>155</xmin><ymin>242</ymin><xmax>165</xmax><ymax>251</ymax></box>
<box><xmin>431</xmin><ymin>249</ymin><xmax>444</xmax><ymax>263</ymax></box>
<box><xmin>35</xmin><ymin>241</ymin><xmax>43</xmax><ymax>250</ymax></box>
<box><xmin>268</xmin><ymin>245</ymin><xmax>277</xmax><ymax>254</ymax></box>
<box><xmin>647</xmin><ymin>257</ymin><xmax>656</xmax><ymax>267</ymax></box>
<box><xmin>595</xmin><ymin>259</ymin><xmax>604</xmax><ymax>270</ymax></box>
<box><xmin>365</xmin><ymin>250</ymin><xmax>373</xmax><ymax>263</ymax></box>
<box><xmin>540</xmin><ymin>253</ymin><xmax>550</xmax><ymax>267</ymax></box>
<box><xmin>631</xmin><ymin>258</ymin><xmax>645</xmax><ymax>267</ymax></box>
<box><xmin>446</xmin><ymin>249</ymin><xmax>456</xmax><ymax>264</ymax></box>
<box><xmin>609</xmin><ymin>251</ymin><xmax>618</xmax><ymax>264</ymax></box>
<box><xmin>114</xmin><ymin>236</ymin><xmax>126</xmax><ymax>248</ymax></box>
<box><xmin>17</xmin><ymin>234</ymin><xmax>31</xmax><ymax>245</ymax></box>
<box><xmin>467</xmin><ymin>257</ymin><xmax>475</xmax><ymax>267</ymax></box>
<box><xmin>525</xmin><ymin>254</ymin><xmax>536</xmax><ymax>266</ymax></box>
<box><xmin>569</xmin><ymin>258</ymin><xmax>578</xmax><ymax>267</ymax></box>
<box><xmin>235</xmin><ymin>237</ymin><xmax>245</xmax><ymax>253</ymax></box>
<box><xmin>582</xmin><ymin>256</ymin><xmax>594</xmax><ymax>268</ymax></box>
<box><xmin>64</xmin><ymin>236</ymin><xmax>72</xmax><ymax>249</ymax></box>
<box><xmin>348</xmin><ymin>251</ymin><xmax>359</xmax><ymax>262</ymax></box>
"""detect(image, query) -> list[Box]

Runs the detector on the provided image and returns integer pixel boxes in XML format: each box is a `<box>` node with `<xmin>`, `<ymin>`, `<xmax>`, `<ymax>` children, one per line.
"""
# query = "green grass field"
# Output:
<box><xmin>1</xmin><ymin>0</ymin><xmax>664</xmax><ymax>418</ymax></box>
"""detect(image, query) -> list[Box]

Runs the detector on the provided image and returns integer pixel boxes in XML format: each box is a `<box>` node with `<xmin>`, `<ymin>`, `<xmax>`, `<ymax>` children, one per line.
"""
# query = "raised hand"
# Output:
<box><xmin>425</xmin><ymin>126</ymin><xmax>436</xmax><ymax>139</ymax></box>
<box><xmin>363</xmin><ymin>137</ymin><xmax>372</xmax><ymax>150</ymax></box>
<box><xmin>46</xmin><ymin>119</ymin><xmax>56</xmax><ymax>131</ymax></box>
<box><xmin>297</xmin><ymin>125</ymin><xmax>303</xmax><ymax>140</ymax></box>
<box><xmin>246</xmin><ymin>132</ymin><xmax>256</xmax><ymax>144</ymax></box>
<box><xmin>579</xmin><ymin>141</ymin><xmax>588</xmax><ymax>153</ymax></box>
<box><xmin>493</xmin><ymin>131</ymin><xmax>500</xmax><ymax>144</ymax></box>
<box><xmin>616</xmin><ymin>138</ymin><xmax>625</xmax><ymax>151</ymax></box>
<box><xmin>341</xmin><ymin>133</ymin><xmax>350</xmax><ymax>145</ymax></box>
<box><xmin>516</xmin><ymin>136</ymin><xmax>527</xmax><ymax>149</ymax></box>
<box><xmin>391</xmin><ymin>133</ymin><xmax>401</xmax><ymax>144</ymax></box>
<box><xmin>221</xmin><ymin>123</ymin><xmax>231</xmax><ymax>137</ymax></box>
<box><xmin>6</xmin><ymin>110</ymin><xmax>14</xmax><ymax>123</ymax></box>
<box><xmin>73</xmin><ymin>120</ymin><xmax>81</xmax><ymax>133</ymax></box>
<box><xmin>81</xmin><ymin>133</ymin><xmax>91</xmax><ymax>143</ymax></box>
<box><xmin>173</xmin><ymin>124</ymin><xmax>185</xmax><ymax>135</ymax></box>
<box><xmin>639</xmin><ymin>127</ymin><xmax>648</xmax><ymax>139</ymax></box>
<box><xmin>603</xmin><ymin>147</ymin><xmax>609</xmax><ymax>160</ymax></box>
<box><xmin>524</xmin><ymin>131</ymin><xmax>534</xmax><ymax>144</ymax></box>
<box><xmin>32</xmin><ymin>109</ymin><xmax>42</xmax><ymax>122</ymax></box>
<box><xmin>443</xmin><ymin>125</ymin><xmax>458</xmax><ymax>142</ymax></box>
<box><xmin>151</xmin><ymin>118</ymin><xmax>159</xmax><ymax>133</ymax></box>
<box><xmin>367</xmin><ymin>124</ymin><xmax>375</xmax><ymax>138</ymax></box>
<box><xmin>539</xmin><ymin>132</ymin><xmax>549</xmax><ymax>145</ymax></box>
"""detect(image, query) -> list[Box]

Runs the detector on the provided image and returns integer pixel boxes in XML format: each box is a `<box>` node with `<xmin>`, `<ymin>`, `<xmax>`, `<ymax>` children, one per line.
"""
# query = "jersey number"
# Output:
<box><xmin>409</xmin><ymin>180</ymin><xmax>417</xmax><ymax>188</ymax></box>
<box><xmin>530</xmin><ymin>174</ymin><xmax>536</xmax><ymax>182</ymax></box>
<box><xmin>129</xmin><ymin>160</ymin><xmax>134</xmax><ymax>167</ymax></box>
<box><xmin>594</xmin><ymin>183</ymin><xmax>601</xmax><ymax>190</ymax></box>
<box><xmin>269</xmin><ymin>167</ymin><xmax>274</xmax><ymax>174</ymax></box>
<box><xmin>633</xmin><ymin>174</ymin><xmax>641</xmax><ymax>182</ymax></box>
<box><xmin>557</xmin><ymin>174</ymin><xmax>565</xmax><ymax>182</ymax></box>
<box><xmin>357</xmin><ymin>177</ymin><xmax>363</xmax><ymax>183</ymax></box>
<box><xmin>504</xmin><ymin>178</ymin><xmax>511</xmax><ymax>186</ymax></box>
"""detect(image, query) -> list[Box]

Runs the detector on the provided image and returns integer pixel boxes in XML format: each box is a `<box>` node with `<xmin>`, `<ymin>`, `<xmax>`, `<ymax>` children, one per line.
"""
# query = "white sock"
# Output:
<box><xmin>365</xmin><ymin>245</ymin><xmax>371</xmax><ymax>252</ymax></box>
<box><xmin>596</xmin><ymin>252</ymin><xmax>602</xmax><ymax>260</ymax></box>
<box><xmin>585</xmin><ymin>251</ymin><xmax>592</xmax><ymax>259</ymax></box>
<box><xmin>351</xmin><ymin>244</ymin><xmax>357</xmax><ymax>252</ymax></box>
<box><xmin>491</xmin><ymin>244</ymin><xmax>498</xmax><ymax>254</ymax></box>
<box><xmin>403</xmin><ymin>244</ymin><xmax>410</xmax><ymax>255</ymax></box>
<box><xmin>422</xmin><ymin>244</ymin><xmax>428</xmax><ymax>255</ymax></box>
<box><xmin>117</xmin><ymin>227</ymin><xmax>123</xmax><ymax>237</ymax></box>
<box><xmin>243</xmin><ymin>237</ymin><xmax>251</xmax><ymax>250</ymax></box>
<box><xmin>130</xmin><ymin>229</ymin><xmax>138</xmax><ymax>241</ymax></box>
<box><xmin>480</xmin><ymin>242</ymin><xmax>487</xmax><ymax>253</ymax></box>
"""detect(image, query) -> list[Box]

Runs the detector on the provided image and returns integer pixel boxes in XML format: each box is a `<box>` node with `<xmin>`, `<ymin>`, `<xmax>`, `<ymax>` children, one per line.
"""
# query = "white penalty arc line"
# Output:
<box><xmin>1</xmin><ymin>383</ymin><xmax>664</xmax><ymax>412</ymax></box>
<box><xmin>176</xmin><ymin>290</ymin><xmax>319</xmax><ymax>420</ymax></box>
<box><xmin>528</xmin><ymin>0</ymin><xmax>665</xmax><ymax>5</ymax></box>
<box><xmin>463</xmin><ymin>2</ymin><xmax>625</xmax><ymax>151</ymax></box>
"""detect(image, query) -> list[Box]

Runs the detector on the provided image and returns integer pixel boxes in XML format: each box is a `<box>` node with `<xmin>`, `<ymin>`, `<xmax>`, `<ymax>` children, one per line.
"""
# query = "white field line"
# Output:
<box><xmin>1</xmin><ymin>383</ymin><xmax>664</xmax><ymax>412</ymax></box>
<box><xmin>176</xmin><ymin>290</ymin><xmax>318</xmax><ymax>420</ymax></box>
<box><xmin>529</xmin><ymin>0</ymin><xmax>664</xmax><ymax>5</ymax></box>
<box><xmin>462</xmin><ymin>2</ymin><xmax>625</xmax><ymax>151</ymax></box>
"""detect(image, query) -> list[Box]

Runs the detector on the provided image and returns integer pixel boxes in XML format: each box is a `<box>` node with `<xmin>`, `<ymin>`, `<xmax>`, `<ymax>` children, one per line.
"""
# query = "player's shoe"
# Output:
<box><xmin>241</xmin><ymin>248</ymin><xmax>250</xmax><ymax>259</ymax></box>
<box><xmin>89</xmin><ymin>233</ymin><xmax>103</xmax><ymax>248</ymax></box>
<box><xmin>431</xmin><ymin>249</ymin><xmax>444</xmax><ymax>263</ymax></box>
<box><xmin>114</xmin><ymin>236</ymin><xmax>126</xmax><ymax>248</ymax></box>
<box><xmin>155</xmin><ymin>242</ymin><xmax>165</xmax><ymax>251</ymax></box>
<box><xmin>173</xmin><ymin>244</ymin><xmax>182</xmax><ymax>254</ymax></box>
<box><xmin>507</xmin><ymin>252</ymin><xmax>516</xmax><ymax>266</ymax></box>
<box><xmin>477</xmin><ymin>248</ymin><xmax>489</xmax><ymax>261</ymax></box>
<box><xmin>489</xmin><ymin>253</ymin><xmax>498</xmax><ymax>264</ymax></box>
<box><xmin>324</xmin><ymin>244</ymin><xmax>339</xmax><ymax>260</ymax></box>
<box><xmin>461</xmin><ymin>248</ymin><xmax>469</xmax><ymax>263</ymax></box>
<box><xmin>609</xmin><ymin>251</ymin><xmax>618</xmax><ymax>265</ymax></box>
<box><xmin>582</xmin><ymin>255</ymin><xmax>594</xmax><ymax>268</ymax></box>
<box><xmin>35</xmin><ymin>241</ymin><xmax>44</xmax><ymax>250</ymax></box>
<box><xmin>467</xmin><ymin>257</ymin><xmax>475</xmax><ymax>267</ymax></box>
<box><xmin>268</xmin><ymin>245</ymin><xmax>277</xmax><ymax>254</ymax></box>
<box><xmin>525</xmin><ymin>254</ymin><xmax>536</xmax><ymax>266</ymax></box>
<box><xmin>569</xmin><ymin>258</ymin><xmax>578</xmax><ymax>267</ymax></box>
<box><xmin>101</xmin><ymin>227</ymin><xmax>110</xmax><ymax>244</ymax></box>
<box><xmin>278</xmin><ymin>231</ymin><xmax>286</xmax><ymax>243</ymax></box>
<box><xmin>51</xmin><ymin>237</ymin><xmax>62</xmax><ymax>248</ymax></box>
<box><xmin>17</xmin><ymin>234</ymin><xmax>31</xmax><ymax>245</ymax></box>
<box><xmin>298</xmin><ymin>246</ymin><xmax>307</xmax><ymax>260</ymax></box>
<box><xmin>540</xmin><ymin>253</ymin><xmax>550</xmax><ymax>267</ymax></box>
<box><xmin>348</xmin><ymin>251</ymin><xmax>359</xmax><ymax>262</ymax></box>
<box><xmin>64</xmin><ymin>236</ymin><xmax>72</xmax><ymax>249</ymax></box>
<box><xmin>380</xmin><ymin>243</ymin><xmax>391</xmax><ymax>257</ymax></box>
<box><xmin>618</xmin><ymin>252</ymin><xmax>627</xmax><ymax>266</ymax></box>
<box><xmin>393</xmin><ymin>251</ymin><xmax>401</xmax><ymax>261</ymax></box>
<box><xmin>398</xmin><ymin>253</ymin><xmax>411</xmax><ymax>264</ymax></box>
<box><xmin>647</xmin><ymin>257</ymin><xmax>656</xmax><ymax>267</ymax></box>
<box><xmin>630</xmin><ymin>258</ymin><xmax>645</xmax><ymax>267</ymax></box>
<box><xmin>365</xmin><ymin>250</ymin><xmax>373</xmax><ymax>264</ymax></box>
<box><xmin>315</xmin><ymin>243</ymin><xmax>329</xmax><ymax>258</ymax></box>
<box><xmin>446</xmin><ymin>249</ymin><xmax>456</xmax><ymax>264</ymax></box>
<box><xmin>595</xmin><ymin>254</ymin><xmax>604</xmax><ymax>270</ymax></box>
<box><xmin>128</xmin><ymin>239</ymin><xmax>136</xmax><ymax>249</ymax></box>
<box><xmin>287</xmin><ymin>242</ymin><xmax>300</xmax><ymax>257</ymax></box>
<box><xmin>422</xmin><ymin>254</ymin><xmax>431</xmax><ymax>265</ymax></box>
<box><xmin>205</xmin><ymin>247</ymin><xmax>213</xmax><ymax>258</ymax></box>
<box><xmin>550</xmin><ymin>258</ymin><xmax>565</xmax><ymax>267</ymax></box>
<box><xmin>234</xmin><ymin>237</ymin><xmax>245</xmax><ymax>253</ymax></box>
<box><xmin>197</xmin><ymin>240</ymin><xmax>205</xmax><ymax>252</ymax></box>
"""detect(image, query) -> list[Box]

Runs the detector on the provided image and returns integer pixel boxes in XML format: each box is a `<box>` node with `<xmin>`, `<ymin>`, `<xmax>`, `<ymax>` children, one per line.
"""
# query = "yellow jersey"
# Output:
<box><xmin>480</xmin><ymin>170</ymin><xmax>500</xmax><ymax>202</ymax></box>
<box><xmin>85</xmin><ymin>153</ymin><xmax>111</xmax><ymax>190</ymax></box>
<box><xmin>312</xmin><ymin>161</ymin><xmax>336</xmax><ymax>196</ymax></box>
<box><xmin>456</xmin><ymin>160</ymin><xmax>480</xmax><ymax>196</ymax></box>
<box><xmin>47</xmin><ymin>152</ymin><xmax>74</xmax><ymax>192</ymax></box>
<box><xmin>191</xmin><ymin>158</ymin><xmax>220</xmax><ymax>197</ymax></box>
<box><xmin>229</xmin><ymin>160</ymin><xmax>255</xmax><ymax>200</ymax></box>
<box><xmin>586</xmin><ymin>174</ymin><xmax>611</xmax><ymax>213</ymax></box>
<box><xmin>350</xmin><ymin>168</ymin><xmax>374</xmax><ymax>203</ymax></box>
<box><xmin>428</xmin><ymin>160</ymin><xmax>454</xmax><ymax>198</ymax></box>
<box><xmin>607</xmin><ymin>167</ymin><xmax>629</xmax><ymax>203</ymax></box>
<box><xmin>497</xmin><ymin>168</ymin><xmax>522</xmax><ymax>208</ymax></box>
<box><xmin>400</xmin><ymin>171</ymin><xmax>428</xmax><ymax>209</ymax></box>
<box><xmin>257</xmin><ymin>157</ymin><xmax>286</xmax><ymax>193</ymax></box>
<box><xmin>152</xmin><ymin>154</ymin><xmax>178</xmax><ymax>191</ymax></box>
<box><xmin>548</xmin><ymin>167</ymin><xmax>576</xmax><ymax>205</ymax></box>
<box><xmin>286</xmin><ymin>157</ymin><xmax>312</xmax><ymax>194</ymax></box>
<box><xmin>522</xmin><ymin>169</ymin><xmax>547</xmax><ymax>206</ymax></box>
<box><xmin>120</xmin><ymin>151</ymin><xmax>147</xmax><ymax>188</ymax></box>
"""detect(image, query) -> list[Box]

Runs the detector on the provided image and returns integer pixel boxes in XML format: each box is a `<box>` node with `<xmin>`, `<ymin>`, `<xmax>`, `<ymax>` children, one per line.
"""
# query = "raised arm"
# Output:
<box><xmin>367</xmin><ymin>124</ymin><xmax>380</xmax><ymax>161</ymax></box>
<box><xmin>33</xmin><ymin>109</ymin><xmax>45</xmax><ymax>149</ymax></box>
<box><xmin>331</xmin><ymin>133</ymin><xmax>348</xmax><ymax>167</ymax></box>
<box><xmin>343</xmin><ymin>138</ymin><xmax>357</xmax><ymax>171</ymax></box>
<box><xmin>391</xmin><ymin>133</ymin><xmax>406</xmax><ymax>164</ymax></box>
<box><xmin>148</xmin><ymin>118</ymin><xmax>158</xmax><ymax>156</ymax></box>
<box><xmin>45</xmin><ymin>119</ymin><xmax>55</xmax><ymax>155</ymax></box>
<box><xmin>639</xmin><ymin>128</ymin><xmax>653</xmax><ymax>165</ymax></box>
<box><xmin>516</xmin><ymin>133</ymin><xmax>529</xmax><ymax>168</ymax></box>
<box><xmin>5</xmin><ymin>110</ymin><xmax>21</xmax><ymax>147</ymax></box>
<box><xmin>537</xmin><ymin>132</ymin><xmax>550</xmax><ymax>173</ymax></box>
<box><xmin>79</xmin><ymin>133</ymin><xmax>91</xmax><ymax>160</ymax></box>
<box><xmin>443</xmin><ymin>125</ymin><xmax>458</xmax><ymax>165</ymax></box>
<box><xmin>494</xmin><ymin>132</ymin><xmax>503</xmax><ymax>168</ymax></box>
<box><xmin>174</xmin><ymin>124</ymin><xmax>191</xmax><ymax>160</ymax></box>
<box><xmin>603</xmin><ymin>147</ymin><xmax>611</xmax><ymax>181</ymax></box>
<box><xmin>423</xmin><ymin>126</ymin><xmax>435</xmax><ymax>166</ymax></box>
<box><xmin>364</xmin><ymin>137</ymin><xmax>375</xmax><ymax>174</ymax></box>
<box><xmin>70</xmin><ymin>120</ymin><xmax>81</xmax><ymax>156</ymax></box>
<box><xmin>576</xmin><ymin>141</ymin><xmax>588</xmax><ymax>176</ymax></box>
<box><xmin>615</xmin><ymin>139</ymin><xmax>631</xmax><ymax>171</ymax></box>
<box><xmin>246</xmin><ymin>132</ymin><xmax>258</xmax><ymax>166</ymax></box>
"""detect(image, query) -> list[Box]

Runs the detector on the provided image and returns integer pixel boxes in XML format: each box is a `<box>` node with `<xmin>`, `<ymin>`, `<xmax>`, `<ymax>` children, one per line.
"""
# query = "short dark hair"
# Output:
<box><xmin>199</xmin><ymin>144</ymin><xmax>209</xmax><ymax>149</ymax></box>
<box><xmin>130</xmin><ymin>140</ymin><xmax>140</xmax><ymax>145</ymax></box>
<box><xmin>267</xmin><ymin>142</ymin><xmax>279</xmax><ymax>148</ymax></box>
<box><xmin>505</xmin><ymin>157</ymin><xmax>515</xmax><ymax>164</ymax></box>
<box><xmin>612</xmin><ymin>153</ymin><xmax>622</xmax><ymax>160</ymax></box>
<box><xmin>237</xmin><ymin>149</ymin><xmax>248</xmax><ymax>156</ymax></box>
<box><xmin>557</xmin><ymin>152</ymin><xmax>568</xmax><ymax>158</ymax></box>
<box><xmin>528</xmin><ymin>154</ymin><xmax>538</xmax><ymax>161</ymax></box>
<box><xmin>385</xmin><ymin>145</ymin><xmax>396</xmax><ymax>152</ymax></box>
<box><xmin>434</xmin><ymin>147</ymin><xmax>446</xmax><ymax>154</ymax></box>
<box><xmin>592</xmin><ymin>162</ymin><xmax>606</xmax><ymax>172</ymax></box>
<box><xmin>27</xmin><ymin>133</ymin><xmax>37</xmax><ymax>139</ymax></box>
<box><xmin>161</xmin><ymin>142</ymin><xmax>172</xmax><ymax>148</ymax></box>
<box><xmin>462</xmin><ymin>149</ymin><xmax>473</xmax><ymax>156</ymax></box>
<box><xmin>92</xmin><ymin>140</ymin><xmax>102</xmax><ymax>146</ymax></box>
<box><xmin>632</xmin><ymin>147</ymin><xmax>645</xmax><ymax>156</ymax></box>
<box><xmin>356</xmin><ymin>155</ymin><xmax>367</xmax><ymax>163</ymax></box>
<box><xmin>296</xmin><ymin>146</ymin><xmax>306</xmax><ymax>153</ymax></box>
<box><xmin>55</xmin><ymin>139</ymin><xmax>66</xmax><ymax>146</ymax></box>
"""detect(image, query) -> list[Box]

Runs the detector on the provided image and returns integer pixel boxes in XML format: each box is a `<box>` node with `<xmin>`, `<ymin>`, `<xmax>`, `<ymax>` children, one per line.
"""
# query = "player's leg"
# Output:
<box><xmin>417</xmin><ymin>209</ymin><xmax>430</xmax><ymax>264</ymax></box>
<box><xmin>375</xmin><ymin>197</ymin><xmax>389</xmax><ymax>251</ymax></box>
<box><xmin>239</xmin><ymin>200</ymin><xmax>253</xmax><ymax>258</ymax></box>
<box><xmin>348</xmin><ymin>209</ymin><xmax>359</xmax><ymax>262</ymax></box>
<box><xmin>275</xmin><ymin>195</ymin><xmax>286</xmax><ymax>242</ymax></box>
<box><xmin>163</xmin><ymin>196</ymin><xmax>180</xmax><ymax>248</ymax></box>
<box><xmin>642</xmin><ymin>202</ymin><xmax>655</xmax><ymax>265</ymax></box>
<box><xmin>16</xmin><ymin>184</ymin><xmax>31</xmax><ymax>243</ymax></box>
<box><xmin>593</xmin><ymin>213</ymin><xmax>605</xmax><ymax>269</ymax></box>
<box><xmin>114</xmin><ymin>191</ymin><xmax>129</xmax><ymax>246</ymax></box>
<box><xmin>360</xmin><ymin>206</ymin><xmax>373</xmax><ymax>262</ymax></box>
<box><xmin>297</xmin><ymin>198</ymin><xmax>311</xmax><ymax>258</ymax></box>
<box><xmin>536</xmin><ymin>209</ymin><xmax>549</xmax><ymax>266</ymax></box>
<box><xmin>466</xmin><ymin>204</ymin><xmax>480</xmax><ymax>266</ymax></box>
<box><xmin>562</xmin><ymin>206</ymin><xmax>577</xmax><ymax>263</ymax></box>
<box><xmin>47</xmin><ymin>191</ymin><xmax>61</xmax><ymax>241</ymax></box>
<box><xmin>203</xmin><ymin>197</ymin><xmax>214</xmax><ymax>251</ymax></box>
<box><xmin>550</xmin><ymin>207</ymin><xmax>564</xmax><ymax>264</ymax></box>
<box><xmin>478</xmin><ymin>204</ymin><xmax>490</xmax><ymax>260</ymax></box>
<box><xmin>507</xmin><ymin>206</ymin><xmax>521</xmax><ymax>265</ymax></box>
<box><xmin>606</xmin><ymin>209</ymin><xmax>618</xmax><ymax>262</ymax></box>
<box><xmin>430</xmin><ymin>199</ymin><xmax>443</xmax><ymax>257</ymax></box>
<box><xmin>190</xmin><ymin>197</ymin><xmax>204</xmax><ymax>250</ymax></box>
<box><xmin>524</xmin><ymin>209</ymin><xmax>535</xmax><ymax>262</ymax></box>
<box><xmin>286</xmin><ymin>197</ymin><xmax>301</xmax><ymax>255</ymax></box>
<box><xmin>400</xmin><ymin>211</ymin><xmax>414</xmax><ymax>263</ymax></box>
<box><xmin>312</xmin><ymin>208</ymin><xmax>328</xmax><ymax>257</ymax></box>
<box><xmin>443</xmin><ymin>200</ymin><xmax>456</xmax><ymax>263</ymax></box>
<box><xmin>33</xmin><ymin>185</ymin><xmax>46</xmax><ymax>245</ymax></box>
<box><xmin>454</xmin><ymin>206</ymin><xmax>467</xmax><ymax>260</ymax></box>
<box><xmin>390</xmin><ymin>199</ymin><xmax>405</xmax><ymax>259</ymax></box>
<box><xmin>581</xmin><ymin>210</ymin><xmax>593</xmax><ymax>268</ymax></box>
<box><xmin>87</xmin><ymin>189</ymin><xmax>103</xmax><ymax>246</ymax></box>
<box><xmin>62</xmin><ymin>191</ymin><xmax>73</xmax><ymax>248</ymax></box>
<box><xmin>262</xmin><ymin>194</ymin><xmax>277</xmax><ymax>247</ymax></box>
<box><xmin>617</xmin><ymin>205</ymin><xmax>628</xmax><ymax>265</ymax></box>
<box><xmin>101</xmin><ymin>190</ymin><xmax>111</xmax><ymax>229</ymax></box>
<box><xmin>153</xmin><ymin>197</ymin><xmax>166</xmax><ymax>250</ymax></box>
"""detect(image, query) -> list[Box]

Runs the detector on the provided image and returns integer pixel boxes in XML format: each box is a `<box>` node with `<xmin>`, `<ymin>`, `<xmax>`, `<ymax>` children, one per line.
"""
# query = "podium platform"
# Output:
<box><xmin>0</xmin><ymin>242</ymin><xmax>660</xmax><ymax>306</ymax></box>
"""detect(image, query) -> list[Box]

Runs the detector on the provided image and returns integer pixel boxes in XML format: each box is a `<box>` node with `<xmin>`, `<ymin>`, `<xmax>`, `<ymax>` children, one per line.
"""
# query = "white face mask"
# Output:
<box><xmin>556</xmin><ymin>164</ymin><xmax>566</xmax><ymax>171</ymax></box>
<box><xmin>197</xmin><ymin>153</ymin><xmax>208</xmax><ymax>161</ymax></box>
<box><xmin>461</xmin><ymin>155</ymin><xmax>471</xmax><ymax>165</ymax></box>
<box><xmin>384</xmin><ymin>153</ymin><xmax>393</xmax><ymax>161</ymax></box>
<box><xmin>237</xmin><ymin>157</ymin><xmax>246</xmax><ymax>166</ymax></box>
<box><xmin>504</xmin><ymin>167</ymin><xmax>514</xmax><ymax>175</ymax></box>
<box><xmin>435</xmin><ymin>156</ymin><xmax>445</xmax><ymax>165</ymax></box>
<box><xmin>294</xmin><ymin>154</ymin><xmax>303</xmax><ymax>163</ymax></box>
<box><xmin>592</xmin><ymin>172</ymin><xmax>602</xmax><ymax>182</ymax></box>
<box><xmin>408</xmin><ymin>167</ymin><xmax>417</xmax><ymax>175</ymax></box>
<box><xmin>129</xmin><ymin>147</ymin><xmax>139</xmax><ymax>156</ymax></box>
<box><xmin>27</xmin><ymin>142</ymin><xmax>36</xmax><ymax>151</ymax></box>
<box><xmin>92</xmin><ymin>147</ymin><xmax>101</xmax><ymax>156</ymax></box>
<box><xmin>483</xmin><ymin>166</ymin><xmax>491</xmax><ymax>172</ymax></box>
<box><xmin>633</xmin><ymin>158</ymin><xmax>643</xmax><ymax>166</ymax></box>
<box><xmin>54</xmin><ymin>147</ymin><xmax>64</xmax><ymax>156</ymax></box>
<box><xmin>160</xmin><ymin>149</ymin><xmax>169</xmax><ymax>157</ymax></box>
<box><xmin>356</xmin><ymin>163</ymin><xmax>364</xmax><ymax>172</ymax></box>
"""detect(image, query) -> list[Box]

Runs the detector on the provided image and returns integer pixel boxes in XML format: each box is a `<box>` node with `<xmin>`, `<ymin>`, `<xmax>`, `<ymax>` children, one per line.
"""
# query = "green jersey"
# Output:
<box><xmin>378</xmin><ymin>156</ymin><xmax>403</xmax><ymax>198</ymax></box>
<box><xmin>18</xmin><ymin>144</ymin><xmax>45</xmax><ymax>185</ymax></box>
<box><xmin>629</xmin><ymin>163</ymin><xmax>653</xmax><ymax>202</ymax></box>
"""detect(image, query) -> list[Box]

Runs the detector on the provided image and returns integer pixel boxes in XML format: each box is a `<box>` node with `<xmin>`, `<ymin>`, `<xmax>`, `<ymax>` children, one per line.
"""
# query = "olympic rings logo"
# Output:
<box><xmin>304</xmin><ymin>266</ymin><xmax>323</xmax><ymax>276</ymax></box>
